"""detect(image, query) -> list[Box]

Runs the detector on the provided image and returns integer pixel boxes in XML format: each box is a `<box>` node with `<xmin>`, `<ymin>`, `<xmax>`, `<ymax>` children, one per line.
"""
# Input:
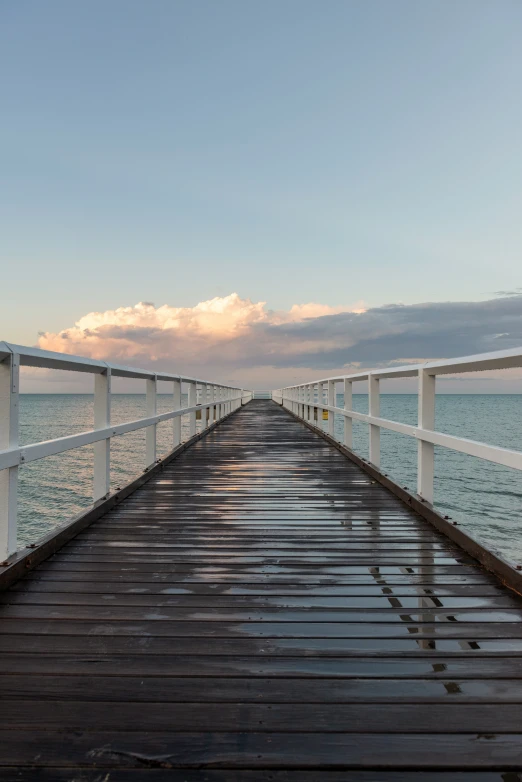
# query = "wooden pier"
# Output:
<box><xmin>1</xmin><ymin>399</ymin><xmax>522</xmax><ymax>778</ymax></box>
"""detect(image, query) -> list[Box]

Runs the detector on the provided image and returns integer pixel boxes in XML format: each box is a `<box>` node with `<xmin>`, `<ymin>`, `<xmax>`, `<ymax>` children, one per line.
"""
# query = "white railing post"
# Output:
<box><xmin>417</xmin><ymin>368</ymin><xmax>436</xmax><ymax>504</ymax></box>
<box><xmin>173</xmin><ymin>377</ymin><xmax>181</xmax><ymax>447</ymax></box>
<box><xmin>328</xmin><ymin>380</ymin><xmax>335</xmax><ymax>437</ymax></box>
<box><xmin>0</xmin><ymin>351</ymin><xmax>19</xmax><ymax>560</ymax></box>
<box><xmin>208</xmin><ymin>385</ymin><xmax>215</xmax><ymax>425</ymax></box>
<box><xmin>344</xmin><ymin>379</ymin><xmax>353</xmax><ymax>449</ymax></box>
<box><xmin>317</xmin><ymin>383</ymin><xmax>323</xmax><ymax>427</ymax></box>
<box><xmin>369</xmin><ymin>374</ymin><xmax>380</xmax><ymax>468</ymax></box>
<box><xmin>308</xmin><ymin>384</ymin><xmax>313</xmax><ymax>422</ymax></box>
<box><xmin>93</xmin><ymin>368</ymin><xmax>111</xmax><ymax>502</ymax></box>
<box><xmin>201</xmin><ymin>383</ymin><xmax>208</xmax><ymax>427</ymax></box>
<box><xmin>146</xmin><ymin>375</ymin><xmax>157</xmax><ymax>468</ymax></box>
<box><xmin>188</xmin><ymin>381</ymin><xmax>197</xmax><ymax>436</ymax></box>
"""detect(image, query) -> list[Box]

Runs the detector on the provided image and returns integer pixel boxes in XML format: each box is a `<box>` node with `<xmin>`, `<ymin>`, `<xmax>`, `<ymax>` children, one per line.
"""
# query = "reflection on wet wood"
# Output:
<box><xmin>1</xmin><ymin>400</ymin><xmax>522</xmax><ymax>775</ymax></box>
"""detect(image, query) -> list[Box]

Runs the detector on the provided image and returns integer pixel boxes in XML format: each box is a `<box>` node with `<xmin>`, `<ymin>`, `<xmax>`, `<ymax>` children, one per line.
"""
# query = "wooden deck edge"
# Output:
<box><xmin>0</xmin><ymin>404</ymin><xmax>248</xmax><ymax>591</ymax></box>
<box><xmin>276</xmin><ymin>401</ymin><xmax>522</xmax><ymax>596</ymax></box>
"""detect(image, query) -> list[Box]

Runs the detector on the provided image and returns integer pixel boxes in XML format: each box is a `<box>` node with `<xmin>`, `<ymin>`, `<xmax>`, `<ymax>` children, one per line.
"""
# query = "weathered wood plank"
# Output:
<box><xmin>0</xmin><ymin>604</ymin><xmax>519</xmax><ymax>621</ymax></box>
<box><xmin>0</xmin><ymin>618</ymin><xmax>519</xmax><ymax>638</ymax></box>
<box><xmin>4</xmin><ymin>701</ymin><xmax>522</xmax><ymax>733</ymax></box>
<box><xmin>0</xmin><ymin>634</ymin><xmax>520</xmax><ymax>655</ymax></box>
<box><xmin>0</xmin><ymin>730</ymin><xmax>521</xmax><ymax>769</ymax></box>
<box><xmin>2</xmin><ymin>654</ymin><xmax>522</xmax><ymax>677</ymax></box>
<box><xmin>0</xmin><ymin>770</ymin><xmax>510</xmax><ymax>781</ymax></box>
<box><xmin>11</xmin><ymin>581</ymin><xmax>501</xmax><ymax>595</ymax></box>
<box><xmin>2</xmin><ymin>592</ymin><xmax>517</xmax><ymax>609</ymax></box>
<box><xmin>1</xmin><ymin>674</ymin><xmax>521</xmax><ymax>703</ymax></box>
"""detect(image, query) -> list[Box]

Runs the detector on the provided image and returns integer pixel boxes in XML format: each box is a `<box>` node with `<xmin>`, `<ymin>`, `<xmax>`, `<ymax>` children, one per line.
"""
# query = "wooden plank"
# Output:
<box><xmin>21</xmin><ymin>571</ymin><xmax>496</xmax><ymax>585</ymax></box>
<box><xmin>3</xmin><ymin>593</ymin><xmax>517</xmax><ymax>609</ymax></box>
<box><xmin>10</xmin><ymin>581</ymin><xmax>503</xmax><ymax>595</ymax></box>
<box><xmin>2</xmin><ymin>674</ymin><xmax>522</xmax><ymax>704</ymax></box>
<box><xmin>0</xmin><ymin>770</ymin><xmax>509</xmax><ymax>781</ymax></box>
<box><xmin>0</xmin><ymin>634</ymin><xmax>521</xmax><ymax>656</ymax></box>
<box><xmin>0</xmin><ymin>618</ymin><xmax>519</xmax><ymax>638</ymax></box>
<box><xmin>0</xmin><ymin>604</ymin><xmax>519</xmax><ymax>621</ymax></box>
<box><xmin>47</xmin><ymin>554</ymin><xmax>476</xmax><ymax>564</ymax></box>
<box><xmin>27</xmin><ymin>557</ymin><xmax>486</xmax><ymax>583</ymax></box>
<box><xmin>4</xmin><ymin>701</ymin><xmax>522</xmax><ymax>733</ymax></box>
<box><xmin>2</xmin><ymin>654</ymin><xmax>522</xmax><ymax>676</ymax></box>
<box><xmin>66</xmin><ymin>543</ymin><xmax>470</xmax><ymax>553</ymax></box>
<box><xmin>0</xmin><ymin>730</ymin><xmax>521</xmax><ymax>769</ymax></box>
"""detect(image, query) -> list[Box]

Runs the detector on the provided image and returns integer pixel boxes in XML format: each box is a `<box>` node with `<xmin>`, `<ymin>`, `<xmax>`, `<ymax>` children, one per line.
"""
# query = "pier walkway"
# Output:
<box><xmin>1</xmin><ymin>400</ymin><xmax>522</xmax><ymax>778</ymax></box>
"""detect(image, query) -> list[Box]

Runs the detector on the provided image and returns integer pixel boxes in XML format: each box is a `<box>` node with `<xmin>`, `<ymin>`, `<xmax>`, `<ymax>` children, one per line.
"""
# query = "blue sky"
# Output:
<box><xmin>1</xmin><ymin>0</ymin><xmax>522</xmax><ymax>388</ymax></box>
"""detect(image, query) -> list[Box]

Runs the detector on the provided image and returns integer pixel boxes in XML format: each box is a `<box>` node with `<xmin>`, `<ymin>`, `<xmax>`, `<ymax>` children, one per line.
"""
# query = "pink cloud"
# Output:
<box><xmin>29</xmin><ymin>292</ymin><xmax>522</xmax><ymax>392</ymax></box>
<box><xmin>36</xmin><ymin>293</ymin><xmax>366</xmax><ymax>365</ymax></box>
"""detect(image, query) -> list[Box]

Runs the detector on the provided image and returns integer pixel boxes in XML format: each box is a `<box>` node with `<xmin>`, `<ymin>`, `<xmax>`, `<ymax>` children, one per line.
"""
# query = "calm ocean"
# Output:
<box><xmin>17</xmin><ymin>394</ymin><xmax>522</xmax><ymax>565</ymax></box>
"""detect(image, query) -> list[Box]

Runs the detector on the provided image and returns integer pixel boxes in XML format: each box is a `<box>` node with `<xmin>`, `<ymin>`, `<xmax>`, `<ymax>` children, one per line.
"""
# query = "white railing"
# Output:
<box><xmin>0</xmin><ymin>342</ymin><xmax>253</xmax><ymax>560</ymax></box>
<box><xmin>273</xmin><ymin>346</ymin><xmax>522</xmax><ymax>507</ymax></box>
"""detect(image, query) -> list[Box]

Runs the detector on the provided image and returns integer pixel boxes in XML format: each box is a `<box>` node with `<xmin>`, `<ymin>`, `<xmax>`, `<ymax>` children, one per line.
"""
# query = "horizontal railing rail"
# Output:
<box><xmin>0</xmin><ymin>342</ymin><xmax>253</xmax><ymax>560</ymax></box>
<box><xmin>253</xmin><ymin>391</ymin><xmax>272</xmax><ymax>399</ymax></box>
<box><xmin>273</xmin><ymin>346</ymin><xmax>522</xmax><ymax>510</ymax></box>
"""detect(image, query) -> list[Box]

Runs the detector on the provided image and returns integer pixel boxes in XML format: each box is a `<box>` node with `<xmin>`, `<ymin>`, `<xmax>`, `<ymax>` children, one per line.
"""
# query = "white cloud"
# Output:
<box><xmin>37</xmin><ymin>293</ymin><xmax>366</xmax><ymax>363</ymax></box>
<box><xmin>28</xmin><ymin>292</ymin><xmax>522</xmax><ymax>391</ymax></box>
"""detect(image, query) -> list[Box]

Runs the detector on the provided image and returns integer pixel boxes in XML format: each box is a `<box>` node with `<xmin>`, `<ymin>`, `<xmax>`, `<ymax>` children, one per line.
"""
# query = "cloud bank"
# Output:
<box><xmin>34</xmin><ymin>292</ymin><xmax>522</xmax><ymax>391</ymax></box>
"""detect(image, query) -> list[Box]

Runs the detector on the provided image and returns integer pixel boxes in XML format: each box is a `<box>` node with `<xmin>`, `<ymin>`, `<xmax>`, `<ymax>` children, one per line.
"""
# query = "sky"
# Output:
<box><xmin>1</xmin><ymin>0</ymin><xmax>522</xmax><ymax>391</ymax></box>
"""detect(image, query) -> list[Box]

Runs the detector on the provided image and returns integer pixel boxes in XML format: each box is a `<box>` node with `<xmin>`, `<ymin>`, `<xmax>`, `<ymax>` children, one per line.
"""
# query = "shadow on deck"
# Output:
<box><xmin>1</xmin><ymin>400</ymin><xmax>522</xmax><ymax>778</ymax></box>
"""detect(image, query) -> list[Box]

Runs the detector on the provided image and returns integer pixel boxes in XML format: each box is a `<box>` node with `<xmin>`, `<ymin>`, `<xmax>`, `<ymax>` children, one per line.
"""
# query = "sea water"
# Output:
<box><xmin>17</xmin><ymin>394</ymin><xmax>522</xmax><ymax>564</ymax></box>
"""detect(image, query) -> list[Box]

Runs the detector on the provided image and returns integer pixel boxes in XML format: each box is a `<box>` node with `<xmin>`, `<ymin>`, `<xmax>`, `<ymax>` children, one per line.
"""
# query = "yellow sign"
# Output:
<box><xmin>322</xmin><ymin>410</ymin><xmax>328</xmax><ymax>420</ymax></box>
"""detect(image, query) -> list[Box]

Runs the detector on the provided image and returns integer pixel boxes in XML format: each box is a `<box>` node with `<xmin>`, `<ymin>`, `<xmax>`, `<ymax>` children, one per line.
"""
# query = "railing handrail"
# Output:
<box><xmin>0</xmin><ymin>342</ymin><xmax>243</xmax><ymax>388</ymax></box>
<box><xmin>272</xmin><ymin>345</ymin><xmax>522</xmax><ymax>516</ymax></box>
<box><xmin>0</xmin><ymin>342</ymin><xmax>253</xmax><ymax>559</ymax></box>
<box><xmin>275</xmin><ymin>346</ymin><xmax>522</xmax><ymax>389</ymax></box>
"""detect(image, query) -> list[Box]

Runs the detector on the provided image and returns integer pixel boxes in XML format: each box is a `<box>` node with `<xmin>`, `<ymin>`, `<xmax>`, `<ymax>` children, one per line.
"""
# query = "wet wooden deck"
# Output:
<box><xmin>1</xmin><ymin>399</ymin><xmax>522</xmax><ymax>779</ymax></box>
